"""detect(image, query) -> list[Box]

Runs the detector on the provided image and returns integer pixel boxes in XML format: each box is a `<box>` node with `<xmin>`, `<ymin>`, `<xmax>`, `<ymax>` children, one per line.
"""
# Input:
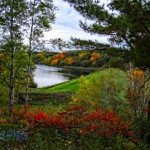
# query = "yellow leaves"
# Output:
<box><xmin>79</xmin><ymin>52</ymin><xmax>88</xmax><ymax>59</ymax></box>
<box><xmin>65</xmin><ymin>57</ymin><xmax>74</xmax><ymax>65</ymax></box>
<box><xmin>90</xmin><ymin>52</ymin><xmax>102</xmax><ymax>61</ymax></box>
<box><xmin>37</xmin><ymin>52</ymin><xmax>45</xmax><ymax>58</ymax></box>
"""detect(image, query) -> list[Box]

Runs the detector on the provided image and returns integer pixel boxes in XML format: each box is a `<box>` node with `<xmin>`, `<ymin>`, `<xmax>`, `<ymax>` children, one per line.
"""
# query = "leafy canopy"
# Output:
<box><xmin>63</xmin><ymin>0</ymin><xmax>150</xmax><ymax>68</ymax></box>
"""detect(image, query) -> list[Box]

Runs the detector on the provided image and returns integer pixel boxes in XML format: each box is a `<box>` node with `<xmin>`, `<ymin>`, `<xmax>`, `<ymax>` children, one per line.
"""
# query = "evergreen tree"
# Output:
<box><xmin>63</xmin><ymin>0</ymin><xmax>150</xmax><ymax>68</ymax></box>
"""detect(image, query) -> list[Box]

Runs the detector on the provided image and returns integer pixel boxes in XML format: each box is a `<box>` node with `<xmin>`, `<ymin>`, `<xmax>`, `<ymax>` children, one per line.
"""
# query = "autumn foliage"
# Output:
<box><xmin>33</xmin><ymin>50</ymin><xmax>109</xmax><ymax>67</ymax></box>
<box><xmin>16</xmin><ymin>105</ymin><xmax>133</xmax><ymax>141</ymax></box>
<box><xmin>1</xmin><ymin>104</ymin><xmax>136</xmax><ymax>149</ymax></box>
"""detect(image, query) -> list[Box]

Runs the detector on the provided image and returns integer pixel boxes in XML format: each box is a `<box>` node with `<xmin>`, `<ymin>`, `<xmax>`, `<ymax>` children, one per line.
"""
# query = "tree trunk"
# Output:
<box><xmin>26</xmin><ymin>0</ymin><xmax>35</xmax><ymax>103</ymax></box>
<box><xmin>26</xmin><ymin>52</ymin><xmax>31</xmax><ymax>104</ymax></box>
<box><xmin>9</xmin><ymin>46</ymin><xmax>14</xmax><ymax>116</ymax></box>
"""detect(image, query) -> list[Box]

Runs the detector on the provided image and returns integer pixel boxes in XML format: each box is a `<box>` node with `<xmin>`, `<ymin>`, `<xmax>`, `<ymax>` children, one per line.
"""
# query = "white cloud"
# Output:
<box><xmin>44</xmin><ymin>0</ymin><xmax>110</xmax><ymax>48</ymax></box>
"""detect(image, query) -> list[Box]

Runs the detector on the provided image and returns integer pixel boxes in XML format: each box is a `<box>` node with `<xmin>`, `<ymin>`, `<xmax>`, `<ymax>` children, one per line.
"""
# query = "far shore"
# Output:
<box><xmin>36</xmin><ymin>63</ymin><xmax>101</xmax><ymax>71</ymax></box>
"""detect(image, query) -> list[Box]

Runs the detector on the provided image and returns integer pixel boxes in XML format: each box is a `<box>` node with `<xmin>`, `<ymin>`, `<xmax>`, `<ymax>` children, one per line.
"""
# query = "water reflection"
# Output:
<box><xmin>33</xmin><ymin>65</ymin><xmax>93</xmax><ymax>88</ymax></box>
<box><xmin>33</xmin><ymin>65</ymin><xmax>69</xmax><ymax>88</ymax></box>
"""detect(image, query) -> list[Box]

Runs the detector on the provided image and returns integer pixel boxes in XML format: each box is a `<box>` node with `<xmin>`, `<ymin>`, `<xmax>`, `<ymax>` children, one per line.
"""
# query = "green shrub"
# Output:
<box><xmin>73</xmin><ymin>68</ymin><xmax>131</xmax><ymax>117</ymax></box>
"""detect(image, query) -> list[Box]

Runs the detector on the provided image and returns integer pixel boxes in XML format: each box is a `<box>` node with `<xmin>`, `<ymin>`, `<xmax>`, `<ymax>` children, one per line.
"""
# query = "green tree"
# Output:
<box><xmin>0</xmin><ymin>48</ymin><xmax>29</xmax><ymax>104</ymax></box>
<box><xmin>25</xmin><ymin>0</ymin><xmax>55</xmax><ymax>103</ymax></box>
<box><xmin>63</xmin><ymin>0</ymin><xmax>150</xmax><ymax>68</ymax></box>
<box><xmin>0</xmin><ymin>0</ymin><xmax>27</xmax><ymax>115</ymax></box>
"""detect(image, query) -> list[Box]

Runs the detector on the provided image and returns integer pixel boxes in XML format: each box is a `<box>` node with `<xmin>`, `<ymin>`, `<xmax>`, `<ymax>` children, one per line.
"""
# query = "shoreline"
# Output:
<box><xmin>36</xmin><ymin>63</ymin><xmax>101</xmax><ymax>71</ymax></box>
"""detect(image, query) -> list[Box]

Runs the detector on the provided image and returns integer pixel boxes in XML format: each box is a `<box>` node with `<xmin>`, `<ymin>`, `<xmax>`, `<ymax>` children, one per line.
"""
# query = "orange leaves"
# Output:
<box><xmin>134</xmin><ymin>69</ymin><xmax>144</xmax><ymax>78</ymax></box>
<box><xmin>59</xmin><ymin>52</ymin><xmax>66</xmax><ymax>59</ymax></box>
<box><xmin>50</xmin><ymin>52</ymin><xmax>66</xmax><ymax>66</ymax></box>
<box><xmin>34</xmin><ymin>51</ymin><xmax>105</xmax><ymax>67</ymax></box>
<box><xmin>128</xmin><ymin>69</ymin><xmax>144</xmax><ymax>78</ymax></box>
<box><xmin>90</xmin><ymin>52</ymin><xmax>102</xmax><ymax>62</ymax></box>
<box><xmin>53</xmin><ymin>52</ymin><xmax>65</xmax><ymax>60</ymax></box>
<box><xmin>65</xmin><ymin>57</ymin><xmax>74</xmax><ymax>65</ymax></box>
<box><xmin>51</xmin><ymin>59</ymin><xmax>59</xmax><ymax>66</ymax></box>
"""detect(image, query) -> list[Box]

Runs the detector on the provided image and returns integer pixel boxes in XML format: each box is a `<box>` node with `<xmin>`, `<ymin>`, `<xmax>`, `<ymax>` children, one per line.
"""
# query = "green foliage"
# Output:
<box><xmin>0</xmin><ymin>86</ymin><xmax>9</xmax><ymax>106</ymax></box>
<box><xmin>0</xmin><ymin>50</ymin><xmax>27</xmax><ymax>100</ymax></box>
<box><xmin>0</xmin><ymin>68</ymin><xmax>150</xmax><ymax>149</ymax></box>
<box><xmin>0</xmin><ymin>0</ymin><xmax>28</xmax><ymax>114</ymax></box>
<box><xmin>74</xmin><ymin>68</ymin><xmax>130</xmax><ymax>116</ymax></box>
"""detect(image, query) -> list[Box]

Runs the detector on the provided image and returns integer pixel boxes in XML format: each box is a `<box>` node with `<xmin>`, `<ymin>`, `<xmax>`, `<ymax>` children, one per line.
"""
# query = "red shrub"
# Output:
<box><xmin>23</xmin><ymin>105</ymin><xmax>134</xmax><ymax>140</ymax></box>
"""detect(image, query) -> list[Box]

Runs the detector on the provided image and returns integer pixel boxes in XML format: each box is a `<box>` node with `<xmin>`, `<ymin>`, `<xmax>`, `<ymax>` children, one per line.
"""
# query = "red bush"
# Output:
<box><xmin>23</xmin><ymin>105</ymin><xmax>133</xmax><ymax>140</ymax></box>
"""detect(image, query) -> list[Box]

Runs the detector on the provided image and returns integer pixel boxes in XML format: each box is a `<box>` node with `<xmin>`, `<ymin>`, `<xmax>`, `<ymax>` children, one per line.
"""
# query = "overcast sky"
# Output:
<box><xmin>44</xmin><ymin>0</ymin><xmax>110</xmax><ymax>45</ymax></box>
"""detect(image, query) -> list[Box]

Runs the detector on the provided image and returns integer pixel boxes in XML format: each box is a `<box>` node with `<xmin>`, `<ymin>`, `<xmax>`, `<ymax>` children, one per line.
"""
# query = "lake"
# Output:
<box><xmin>33</xmin><ymin>64</ymin><xmax>94</xmax><ymax>88</ymax></box>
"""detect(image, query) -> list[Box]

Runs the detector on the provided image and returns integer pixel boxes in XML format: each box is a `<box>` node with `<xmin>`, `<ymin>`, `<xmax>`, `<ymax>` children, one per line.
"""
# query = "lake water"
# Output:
<box><xmin>33</xmin><ymin>64</ymin><xmax>92</xmax><ymax>88</ymax></box>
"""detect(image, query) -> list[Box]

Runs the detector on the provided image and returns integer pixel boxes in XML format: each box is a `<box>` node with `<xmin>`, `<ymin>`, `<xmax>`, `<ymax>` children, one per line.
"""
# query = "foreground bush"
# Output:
<box><xmin>0</xmin><ymin>105</ymin><xmax>138</xmax><ymax>149</ymax></box>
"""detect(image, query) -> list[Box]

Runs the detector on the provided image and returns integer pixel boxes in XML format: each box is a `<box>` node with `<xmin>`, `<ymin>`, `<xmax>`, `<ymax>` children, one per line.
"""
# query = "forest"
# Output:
<box><xmin>0</xmin><ymin>0</ymin><xmax>150</xmax><ymax>149</ymax></box>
